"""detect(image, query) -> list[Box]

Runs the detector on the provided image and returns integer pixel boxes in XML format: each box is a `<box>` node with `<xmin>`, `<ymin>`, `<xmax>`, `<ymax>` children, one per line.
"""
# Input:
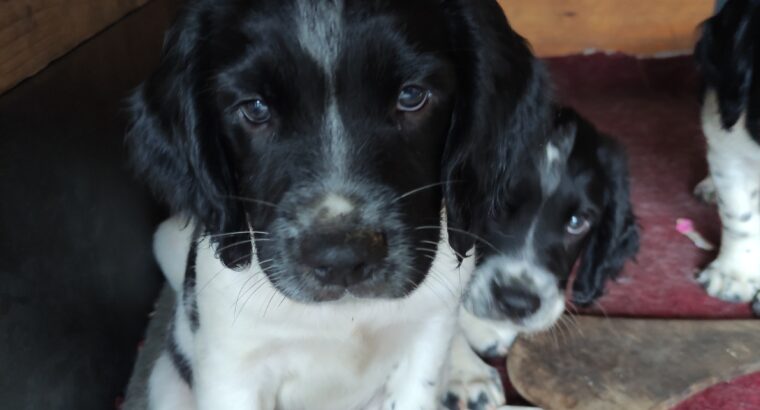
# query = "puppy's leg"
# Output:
<box><xmin>193</xmin><ymin>341</ymin><xmax>279</xmax><ymax>410</ymax></box>
<box><xmin>442</xmin><ymin>332</ymin><xmax>506</xmax><ymax>410</ymax></box>
<box><xmin>193</xmin><ymin>355</ymin><xmax>278</xmax><ymax>410</ymax></box>
<box><xmin>694</xmin><ymin>176</ymin><xmax>718</xmax><ymax>205</ymax></box>
<box><xmin>382</xmin><ymin>319</ymin><xmax>455</xmax><ymax>410</ymax></box>
<box><xmin>697</xmin><ymin>108</ymin><xmax>760</xmax><ymax>302</ymax></box>
<box><xmin>459</xmin><ymin>309</ymin><xmax>518</xmax><ymax>359</ymax></box>
<box><xmin>148</xmin><ymin>352</ymin><xmax>196</xmax><ymax>410</ymax></box>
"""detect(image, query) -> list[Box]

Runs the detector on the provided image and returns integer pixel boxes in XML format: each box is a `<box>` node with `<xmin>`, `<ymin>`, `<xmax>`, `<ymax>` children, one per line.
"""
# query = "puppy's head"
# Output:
<box><xmin>695</xmin><ymin>0</ymin><xmax>760</xmax><ymax>139</ymax></box>
<box><xmin>462</xmin><ymin>108</ymin><xmax>639</xmax><ymax>331</ymax></box>
<box><xmin>127</xmin><ymin>0</ymin><xmax>542</xmax><ymax>303</ymax></box>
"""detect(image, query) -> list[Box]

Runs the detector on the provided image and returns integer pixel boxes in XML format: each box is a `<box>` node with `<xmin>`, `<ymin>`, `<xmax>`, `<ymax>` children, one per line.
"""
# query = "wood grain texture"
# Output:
<box><xmin>0</xmin><ymin>0</ymin><xmax>150</xmax><ymax>94</ymax></box>
<box><xmin>507</xmin><ymin>316</ymin><xmax>760</xmax><ymax>410</ymax></box>
<box><xmin>498</xmin><ymin>0</ymin><xmax>715</xmax><ymax>57</ymax></box>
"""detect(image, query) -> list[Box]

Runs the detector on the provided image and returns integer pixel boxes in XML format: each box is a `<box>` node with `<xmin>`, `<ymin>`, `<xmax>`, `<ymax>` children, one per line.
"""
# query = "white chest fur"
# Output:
<box><xmin>151</xmin><ymin>215</ymin><xmax>473</xmax><ymax>410</ymax></box>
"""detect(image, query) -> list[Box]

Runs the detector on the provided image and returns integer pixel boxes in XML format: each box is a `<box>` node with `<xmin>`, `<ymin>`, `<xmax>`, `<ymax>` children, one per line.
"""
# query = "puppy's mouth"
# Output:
<box><xmin>464</xmin><ymin>256</ymin><xmax>565</xmax><ymax>332</ymax></box>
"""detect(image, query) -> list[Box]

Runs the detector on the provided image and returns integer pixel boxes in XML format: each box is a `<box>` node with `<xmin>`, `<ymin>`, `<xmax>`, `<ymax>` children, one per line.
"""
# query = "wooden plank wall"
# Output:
<box><xmin>0</xmin><ymin>0</ymin><xmax>150</xmax><ymax>94</ymax></box>
<box><xmin>0</xmin><ymin>0</ymin><xmax>717</xmax><ymax>95</ymax></box>
<box><xmin>500</xmin><ymin>0</ymin><xmax>715</xmax><ymax>57</ymax></box>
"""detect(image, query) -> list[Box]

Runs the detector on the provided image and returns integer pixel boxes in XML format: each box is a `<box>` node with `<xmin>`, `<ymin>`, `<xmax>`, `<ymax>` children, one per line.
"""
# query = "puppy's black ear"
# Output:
<box><xmin>441</xmin><ymin>0</ymin><xmax>552</xmax><ymax>258</ymax></box>
<box><xmin>747</xmin><ymin>4</ymin><xmax>760</xmax><ymax>140</ymax></box>
<box><xmin>126</xmin><ymin>8</ymin><xmax>251</xmax><ymax>268</ymax></box>
<box><xmin>573</xmin><ymin>136</ymin><xmax>640</xmax><ymax>306</ymax></box>
<box><xmin>695</xmin><ymin>0</ymin><xmax>760</xmax><ymax>137</ymax></box>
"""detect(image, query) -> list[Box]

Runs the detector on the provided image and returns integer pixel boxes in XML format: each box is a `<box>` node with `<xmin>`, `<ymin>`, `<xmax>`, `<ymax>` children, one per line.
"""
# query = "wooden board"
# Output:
<box><xmin>507</xmin><ymin>317</ymin><xmax>760</xmax><ymax>410</ymax></box>
<box><xmin>499</xmin><ymin>0</ymin><xmax>715</xmax><ymax>57</ymax></box>
<box><xmin>0</xmin><ymin>0</ymin><xmax>150</xmax><ymax>94</ymax></box>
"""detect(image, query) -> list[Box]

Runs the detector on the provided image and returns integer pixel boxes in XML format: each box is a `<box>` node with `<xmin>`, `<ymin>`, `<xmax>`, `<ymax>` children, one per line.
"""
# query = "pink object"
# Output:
<box><xmin>674</xmin><ymin>218</ymin><xmax>715</xmax><ymax>251</ymax></box>
<box><xmin>676</xmin><ymin>218</ymin><xmax>695</xmax><ymax>234</ymax></box>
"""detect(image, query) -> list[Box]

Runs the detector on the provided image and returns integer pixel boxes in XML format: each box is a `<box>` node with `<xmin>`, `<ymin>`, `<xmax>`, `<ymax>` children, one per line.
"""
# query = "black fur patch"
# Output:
<box><xmin>183</xmin><ymin>227</ymin><xmax>201</xmax><ymax>333</ymax></box>
<box><xmin>695</xmin><ymin>0</ymin><xmax>760</xmax><ymax>143</ymax></box>
<box><xmin>168</xmin><ymin>319</ymin><xmax>193</xmax><ymax>386</ymax></box>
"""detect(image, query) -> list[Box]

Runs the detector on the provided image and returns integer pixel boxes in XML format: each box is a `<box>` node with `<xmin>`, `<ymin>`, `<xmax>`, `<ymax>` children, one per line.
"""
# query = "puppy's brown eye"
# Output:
<box><xmin>397</xmin><ymin>86</ymin><xmax>430</xmax><ymax>112</ymax></box>
<box><xmin>239</xmin><ymin>99</ymin><xmax>271</xmax><ymax>125</ymax></box>
<box><xmin>566</xmin><ymin>215</ymin><xmax>591</xmax><ymax>236</ymax></box>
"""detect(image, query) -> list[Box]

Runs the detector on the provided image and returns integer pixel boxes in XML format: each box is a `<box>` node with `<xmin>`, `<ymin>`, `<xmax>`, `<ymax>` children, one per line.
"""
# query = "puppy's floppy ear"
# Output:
<box><xmin>572</xmin><ymin>133</ymin><xmax>640</xmax><ymax>306</ymax></box>
<box><xmin>126</xmin><ymin>7</ymin><xmax>251</xmax><ymax>268</ymax></box>
<box><xmin>695</xmin><ymin>0</ymin><xmax>760</xmax><ymax>139</ymax></box>
<box><xmin>441</xmin><ymin>0</ymin><xmax>552</xmax><ymax>258</ymax></box>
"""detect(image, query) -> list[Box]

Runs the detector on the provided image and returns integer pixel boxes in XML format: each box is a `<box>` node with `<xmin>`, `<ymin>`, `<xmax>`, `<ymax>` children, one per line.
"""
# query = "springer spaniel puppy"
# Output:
<box><xmin>126</xmin><ymin>0</ymin><xmax>551</xmax><ymax>408</ymax></box>
<box><xmin>443</xmin><ymin>107</ymin><xmax>639</xmax><ymax>408</ymax></box>
<box><xmin>693</xmin><ymin>0</ymin><xmax>760</xmax><ymax>314</ymax></box>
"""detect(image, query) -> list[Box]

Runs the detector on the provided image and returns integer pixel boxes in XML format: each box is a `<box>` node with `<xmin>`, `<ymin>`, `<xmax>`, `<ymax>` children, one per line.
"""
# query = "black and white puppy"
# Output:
<box><xmin>126</xmin><ymin>0</ymin><xmax>550</xmax><ymax>409</ymax></box>
<box><xmin>445</xmin><ymin>106</ymin><xmax>639</xmax><ymax>362</ymax></box>
<box><xmin>693</xmin><ymin>0</ymin><xmax>760</xmax><ymax>313</ymax></box>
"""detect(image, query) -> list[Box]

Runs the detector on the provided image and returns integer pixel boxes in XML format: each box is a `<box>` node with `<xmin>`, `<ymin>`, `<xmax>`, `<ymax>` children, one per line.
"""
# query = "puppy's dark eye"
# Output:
<box><xmin>397</xmin><ymin>86</ymin><xmax>430</xmax><ymax>112</ymax></box>
<box><xmin>239</xmin><ymin>99</ymin><xmax>271</xmax><ymax>125</ymax></box>
<box><xmin>566</xmin><ymin>215</ymin><xmax>591</xmax><ymax>236</ymax></box>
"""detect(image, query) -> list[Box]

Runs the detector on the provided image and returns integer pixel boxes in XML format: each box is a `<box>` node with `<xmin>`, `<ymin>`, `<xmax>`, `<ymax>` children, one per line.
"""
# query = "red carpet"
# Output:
<box><xmin>503</xmin><ymin>54</ymin><xmax>759</xmax><ymax>409</ymax></box>
<box><xmin>547</xmin><ymin>54</ymin><xmax>753</xmax><ymax>319</ymax></box>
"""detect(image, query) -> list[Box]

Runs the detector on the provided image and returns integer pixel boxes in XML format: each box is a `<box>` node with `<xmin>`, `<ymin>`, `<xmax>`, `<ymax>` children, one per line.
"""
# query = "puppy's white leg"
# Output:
<box><xmin>697</xmin><ymin>94</ymin><xmax>760</xmax><ymax>302</ymax></box>
<box><xmin>442</xmin><ymin>332</ymin><xmax>506</xmax><ymax>410</ymax></box>
<box><xmin>193</xmin><ymin>350</ymin><xmax>278</xmax><ymax>410</ymax></box>
<box><xmin>694</xmin><ymin>176</ymin><xmax>718</xmax><ymax>205</ymax></box>
<box><xmin>459</xmin><ymin>309</ymin><xmax>518</xmax><ymax>358</ymax></box>
<box><xmin>148</xmin><ymin>353</ymin><xmax>196</xmax><ymax>410</ymax></box>
<box><xmin>382</xmin><ymin>319</ymin><xmax>455</xmax><ymax>410</ymax></box>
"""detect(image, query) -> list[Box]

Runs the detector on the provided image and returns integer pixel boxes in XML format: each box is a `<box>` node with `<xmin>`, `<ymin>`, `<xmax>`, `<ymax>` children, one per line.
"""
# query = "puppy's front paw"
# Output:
<box><xmin>442</xmin><ymin>364</ymin><xmax>504</xmax><ymax>410</ymax></box>
<box><xmin>694</xmin><ymin>177</ymin><xmax>718</xmax><ymax>205</ymax></box>
<box><xmin>381</xmin><ymin>380</ymin><xmax>438</xmax><ymax>410</ymax></box>
<box><xmin>697</xmin><ymin>259</ymin><xmax>760</xmax><ymax>302</ymax></box>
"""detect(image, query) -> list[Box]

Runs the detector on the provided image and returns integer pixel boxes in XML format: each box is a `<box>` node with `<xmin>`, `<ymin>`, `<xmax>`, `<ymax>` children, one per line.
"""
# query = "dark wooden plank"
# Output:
<box><xmin>507</xmin><ymin>317</ymin><xmax>760</xmax><ymax>409</ymax></box>
<box><xmin>1</xmin><ymin>0</ymin><xmax>151</xmax><ymax>94</ymax></box>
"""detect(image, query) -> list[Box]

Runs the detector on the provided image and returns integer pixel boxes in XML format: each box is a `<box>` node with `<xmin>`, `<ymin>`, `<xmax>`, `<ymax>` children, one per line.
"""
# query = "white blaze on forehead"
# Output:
<box><xmin>296</xmin><ymin>0</ymin><xmax>343</xmax><ymax>73</ymax></box>
<box><xmin>541</xmin><ymin>143</ymin><xmax>564</xmax><ymax>195</ymax></box>
<box><xmin>545</xmin><ymin>143</ymin><xmax>560</xmax><ymax>164</ymax></box>
<box><xmin>296</xmin><ymin>1</ymin><xmax>350</xmax><ymax>178</ymax></box>
<box><xmin>321</xmin><ymin>193</ymin><xmax>354</xmax><ymax>218</ymax></box>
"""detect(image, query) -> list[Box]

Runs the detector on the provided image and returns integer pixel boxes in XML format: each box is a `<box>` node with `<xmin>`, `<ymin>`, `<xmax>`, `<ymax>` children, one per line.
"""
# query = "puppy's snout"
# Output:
<box><xmin>493</xmin><ymin>281</ymin><xmax>541</xmax><ymax>319</ymax></box>
<box><xmin>299</xmin><ymin>229</ymin><xmax>388</xmax><ymax>287</ymax></box>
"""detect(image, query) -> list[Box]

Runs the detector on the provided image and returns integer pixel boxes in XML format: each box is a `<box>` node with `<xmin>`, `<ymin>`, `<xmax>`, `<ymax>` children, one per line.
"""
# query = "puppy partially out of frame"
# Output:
<box><xmin>126</xmin><ymin>0</ymin><xmax>552</xmax><ymax>409</ymax></box>
<box><xmin>693</xmin><ymin>0</ymin><xmax>760</xmax><ymax>314</ymax></box>
<box><xmin>443</xmin><ymin>106</ymin><xmax>639</xmax><ymax>407</ymax></box>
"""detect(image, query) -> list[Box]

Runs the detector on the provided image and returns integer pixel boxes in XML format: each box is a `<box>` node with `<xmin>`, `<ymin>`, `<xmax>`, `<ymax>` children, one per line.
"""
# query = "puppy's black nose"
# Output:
<box><xmin>493</xmin><ymin>282</ymin><xmax>541</xmax><ymax>319</ymax></box>
<box><xmin>299</xmin><ymin>229</ymin><xmax>387</xmax><ymax>287</ymax></box>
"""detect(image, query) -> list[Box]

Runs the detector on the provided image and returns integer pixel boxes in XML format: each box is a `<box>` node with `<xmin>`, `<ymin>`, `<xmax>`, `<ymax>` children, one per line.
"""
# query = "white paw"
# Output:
<box><xmin>442</xmin><ymin>363</ymin><xmax>505</xmax><ymax>410</ymax></box>
<box><xmin>697</xmin><ymin>259</ymin><xmax>760</xmax><ymax>302</ymax></box>
<box><xmin>694</xmin><ymin>177</ymin><xmax>718</xmax><ymax>205</ymax></box>
<box><xmin>381</xmin><ymin>379</ymin><xmax>438</xmax><ymax>410</ymax></box>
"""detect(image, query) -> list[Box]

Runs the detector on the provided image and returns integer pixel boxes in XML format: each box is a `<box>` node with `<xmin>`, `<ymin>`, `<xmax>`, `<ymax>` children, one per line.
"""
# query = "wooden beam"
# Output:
<box><xmin>0</xmin><ymin>0</ymin><xmax>150</xmax><ymax>94</ymax></box>
<box><xmin>499</xmin><ymin>0</ymin><xmax>715</xmax><ymax>57</ymax></box>
<box><xmin>508</xmin><ymin>317</ymin><xmax>760</xmax><ymax>409</ymax></box>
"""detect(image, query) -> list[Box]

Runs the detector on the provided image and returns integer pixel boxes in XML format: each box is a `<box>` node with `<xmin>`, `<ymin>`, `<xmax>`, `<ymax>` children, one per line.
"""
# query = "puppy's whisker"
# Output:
<box><xmin>263</xmin><ymin>286</ymin><xmax>280</xmax><ymax>318</ymax></box>
<box><xmin>392</xmin><ymin>180</ymin><xmax>459</xmax><ymax>203</ymax></box>
<box><xmin>203</xmin><ymin>230</ymin><xmax>270</xmax><ymax>241</ymax></box>
<box><xmin>223</xmin><ymin>195</ymin><xmax>282</xmax><ymax>210</ymax></box>
<box><xmin>233</xmin><ymin>273</ymin><xmax>262</xmax><ymax>320</ymax></box>
<box><xmin>414</xmin><ymin>225</ymin><xmax>503</xmax><ymax>256</ymax></box>
<box><xmin>236</xmin><ymin>265</ymin><xmax>285</xmax><ymax>319</ymax></box>
<box><xmin>215</xmin><ymin>239</ymin><xmax>257</xmax><ymax>254</ymax></box>
<box><xmin>419</xmin><ymin>239</ymin><xmax>467</xmax><ymax>260</ymax></box>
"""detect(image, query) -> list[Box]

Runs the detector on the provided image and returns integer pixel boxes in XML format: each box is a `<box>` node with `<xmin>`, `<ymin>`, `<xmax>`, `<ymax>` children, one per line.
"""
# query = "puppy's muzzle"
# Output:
<box><xmin>299</xmin><ymin>228</ymin><xmax>388</xmax><ymax>287</ymax></box>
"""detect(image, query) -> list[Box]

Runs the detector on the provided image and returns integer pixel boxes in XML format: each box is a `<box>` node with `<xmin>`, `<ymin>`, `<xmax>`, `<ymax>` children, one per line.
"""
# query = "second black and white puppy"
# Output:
<box><xmin>693</xmin><ymin>0</ymin><xmax>760</xmax><ymax>313</ymax></box>
<box><xmin>446</xmin><ymin>106</ymin><xmax>639</xmax><ymax>363</ymax></box>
